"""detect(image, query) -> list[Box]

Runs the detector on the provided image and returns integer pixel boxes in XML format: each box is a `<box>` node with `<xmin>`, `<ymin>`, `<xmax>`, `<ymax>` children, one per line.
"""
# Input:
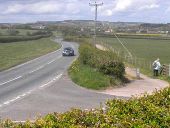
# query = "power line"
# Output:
<box><xmin>113</xmin><ymin>32</ymin><xmax>133</xmax><ymax>58</ymax></box>
<box><xmin>89</xmin><ymin>1</ymin><xmax>103</xmax><ymax>44</ymax></box>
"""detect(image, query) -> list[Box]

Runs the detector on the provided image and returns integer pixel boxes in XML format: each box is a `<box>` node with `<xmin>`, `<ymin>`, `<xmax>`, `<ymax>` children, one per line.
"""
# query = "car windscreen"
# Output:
<box><xmin>64</xmin><ymin>48</ymin><xmax>72</xmax><ymax>51</ymax></box>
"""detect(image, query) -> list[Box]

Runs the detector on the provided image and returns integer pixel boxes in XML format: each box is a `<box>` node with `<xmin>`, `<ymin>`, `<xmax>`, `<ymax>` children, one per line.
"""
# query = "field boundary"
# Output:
<box><xmin>96</xmin><ymin>42</ymin><xmax>170</xmax><ymax>77</ymax></box>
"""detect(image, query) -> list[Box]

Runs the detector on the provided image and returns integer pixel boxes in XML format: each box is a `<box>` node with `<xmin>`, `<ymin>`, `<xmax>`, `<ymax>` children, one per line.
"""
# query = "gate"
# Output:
<box><xmin>162</xmin><ymin>64</ymin><xmax>170</xmax><ymax>76</ymax></box>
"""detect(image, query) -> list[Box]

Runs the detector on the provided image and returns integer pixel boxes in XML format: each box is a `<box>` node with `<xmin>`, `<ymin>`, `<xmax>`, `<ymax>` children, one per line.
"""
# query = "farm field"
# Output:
<box><xmin>0</xmin><ymin>28</ymin><xmax>38</xmax><ymax>36</ymax></box>
<box><xmin>97</xmin><ymin>37</ymin><xmax>170</xmax><ymax>65</ymax></box>
<box><xmin>0</xmin><ymin>37</ymin><xmax>60</xmax><ymax>71</ymax></box>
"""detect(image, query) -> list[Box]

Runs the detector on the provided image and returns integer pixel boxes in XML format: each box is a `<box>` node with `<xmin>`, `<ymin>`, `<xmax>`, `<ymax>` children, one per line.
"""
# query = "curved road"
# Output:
<box><xmin>0</xmin><ymin>38</ymin><xmax>119</xmax><ymax>121</ymax></box>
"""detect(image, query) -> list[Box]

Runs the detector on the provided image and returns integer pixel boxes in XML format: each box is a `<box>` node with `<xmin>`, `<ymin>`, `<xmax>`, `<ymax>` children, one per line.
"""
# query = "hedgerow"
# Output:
<box><xmin>79</xmin><ymin>43</ymin><xmax>125</xmax><ymax>78</ymax></box>
<box><xmin>0</xmin><ymin>32</ymin><xmax>52</xmax><ymax>43</ymax></box>
<box><xmin>0</xmin><ymin>87</ymin><xmax>169</xmax><ymax>127</ymax></box>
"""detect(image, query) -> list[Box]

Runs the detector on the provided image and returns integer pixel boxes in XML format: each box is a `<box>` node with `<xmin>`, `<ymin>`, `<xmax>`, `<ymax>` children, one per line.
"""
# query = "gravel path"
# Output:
<box><xmin>101</xmin><ymin>67</ymin><xmax>169</xmax><ymax>97</ymax></box>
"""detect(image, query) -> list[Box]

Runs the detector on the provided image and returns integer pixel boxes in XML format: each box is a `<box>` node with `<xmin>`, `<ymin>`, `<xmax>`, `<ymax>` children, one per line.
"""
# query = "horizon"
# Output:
<box><xmin>0</xmin><ymin>20</ymin><xmax>170</xmax><ymax>24</ymax></box>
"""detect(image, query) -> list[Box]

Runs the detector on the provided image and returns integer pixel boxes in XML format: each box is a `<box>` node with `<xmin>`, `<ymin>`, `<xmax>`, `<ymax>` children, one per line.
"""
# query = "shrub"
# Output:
<box><xmin>79</xmin><ymin>43</ymin><xmax>125</xmax><ymax>79</ymax></box>
<box><xmin>0</xmin><ymin>34</ymin><xmax>51</xmax><ymax>43</ymax></box>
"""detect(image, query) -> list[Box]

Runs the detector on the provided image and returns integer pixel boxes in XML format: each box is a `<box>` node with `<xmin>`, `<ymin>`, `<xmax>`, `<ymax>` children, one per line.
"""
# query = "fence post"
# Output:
<box><xmin>150</xmin><ymin>61</ymin><xmax>152</xmax><ymax>70</ymax></box>
<box><xmin>169</xmin><ymin>64</ymin><xmax>170</xmax><ymax>77</ymax></box>
<box><xmin>136</xmin><ymin>68</ymin><xmax>140</xmax><ymax>79</ymax></box>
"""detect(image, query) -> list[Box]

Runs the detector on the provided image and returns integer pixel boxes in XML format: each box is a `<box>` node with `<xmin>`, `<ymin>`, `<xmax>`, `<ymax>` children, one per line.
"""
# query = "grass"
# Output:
<box><xmin>0</xmin><ymin>37</ymin><xmax>60</xmax><ymax>71</ymax></box>
<box><xmin>0</xmin><ymin>28</ymin><xmax>37</xmax><ymax>36</ymax></box>
<box><xmin>96</xmin><ymin>36</ymin><xmax>170</xmax><ymax>82</ymax></box>
<box><xmin>97</xmin><ymin>37</ymin><xmax>170</xmax><ymax>64</ymax></box>
<box><xmin>69</xmin><ymin>60</ymin><xmax>122</xmax><ymax>90</ymax></box>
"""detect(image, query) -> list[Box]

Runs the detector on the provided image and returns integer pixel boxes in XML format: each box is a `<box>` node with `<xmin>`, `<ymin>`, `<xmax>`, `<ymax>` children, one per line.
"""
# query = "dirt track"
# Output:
<box><xmin>101</xmin><ymin>67</ymin><xmax>169</xmax><ymax>97</ymax></box>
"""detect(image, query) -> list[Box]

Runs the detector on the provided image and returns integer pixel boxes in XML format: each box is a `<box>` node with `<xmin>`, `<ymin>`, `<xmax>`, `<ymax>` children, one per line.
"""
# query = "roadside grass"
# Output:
<box><xmin>0</xmin><ymin>38</ymin><xmax>60</xmax><ymax>71</ymax></box>
<box><xmin>69</xmin><ymin>60</ymin><xmax>123</xmax><ymax>90</ymax></box>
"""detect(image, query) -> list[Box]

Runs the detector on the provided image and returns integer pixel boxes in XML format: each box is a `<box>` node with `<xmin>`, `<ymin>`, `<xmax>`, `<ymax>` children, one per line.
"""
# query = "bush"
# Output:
<box><xmin>0</xmin><ymin>34</ymin><xmax>52</xmax><ymax>43</ymax></box>
<box><xmin>79</xmin><ymin>43</ymin><xmax>125</xmax><ymax>79</ymax></box>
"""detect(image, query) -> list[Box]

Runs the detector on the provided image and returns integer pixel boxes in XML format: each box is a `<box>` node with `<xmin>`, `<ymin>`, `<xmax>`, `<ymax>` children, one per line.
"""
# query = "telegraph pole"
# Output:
<box><xmin>89</xmin><ymin>1</ymin><xmax>103</xmax><ymax>45</ymax></box>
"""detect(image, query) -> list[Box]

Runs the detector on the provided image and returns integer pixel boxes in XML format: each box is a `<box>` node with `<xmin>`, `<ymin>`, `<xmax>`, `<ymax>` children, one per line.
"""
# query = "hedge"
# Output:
<box><xmin>98</xmin><ymin>34</ymin><xmax>170</xmax><ymax>40</ymax></box>
<box><xmin>79</xmin><ymin>43</ymin><xmax>125</xmax><ymax>79</ymax></box>
<box><xmin>0</xmin><ymin>34</ymin><xmax>52</xmax><ymax>43</ymax></box>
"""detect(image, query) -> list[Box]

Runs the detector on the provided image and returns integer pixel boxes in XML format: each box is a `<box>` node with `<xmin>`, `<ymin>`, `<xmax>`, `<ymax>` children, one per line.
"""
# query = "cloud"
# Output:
<box><xmin>114</xmin><ymin>0</ymin><xmax>133</xmax><ymax>12</ymax></box>
<box><xmin>166</xmin><ymin>6</ymin><xmax>170</xmax><ymax>13</ymax></box>
<box><xmin>2</xmin><ymin>0</ymin><xmax>80</xmax><ymax>15</ymax></box>
<box><xmin>139</xmin><ymin>4</ymin><xmax>159</xmax><ymax>10</ymax></box>
<box><xmin>3</xmin><ymin>4</ymin><xmax>24</xmax><ymax>14</ymax></box>
<box><xmin>100</xmin><ymin>0</ymin><xmax>159</xmax><ymax>16</ymax></box>
<box><xmin>28</xmin><ymin>1</ymin><xmax>62</xmax><ymax>14</ymax></box>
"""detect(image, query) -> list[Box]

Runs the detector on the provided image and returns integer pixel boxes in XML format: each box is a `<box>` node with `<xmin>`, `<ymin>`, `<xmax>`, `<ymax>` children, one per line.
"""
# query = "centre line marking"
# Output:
<box><xmin>47</xmin><ymin>59</ymin><xmax>56</xmax><ymax>64</ymax></box>
<box><xmin>0</xmin><ymin>74</ymin><xmax>62</xmax><ymax>108</ymax></box>
<box><xmin>29</xmin><ymin>65</ymin><xmax>45</xmax><ymax>74</ymax></box>
<box><xmin>0</xmin><ymin>76</ymin><xmax>22</xmax><ymax>86</ymax></box>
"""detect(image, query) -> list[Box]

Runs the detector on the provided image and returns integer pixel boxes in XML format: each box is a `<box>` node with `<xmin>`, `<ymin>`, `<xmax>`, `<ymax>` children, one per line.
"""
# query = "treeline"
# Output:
<box><xmin>0</xmin><ymin>31</ymin><xmax>52</xmax><ymax>43</ymax></box>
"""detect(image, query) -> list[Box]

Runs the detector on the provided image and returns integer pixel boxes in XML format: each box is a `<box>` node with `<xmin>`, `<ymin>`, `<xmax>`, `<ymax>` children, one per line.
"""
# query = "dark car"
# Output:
<box><xmin>62</xmin><ymin>47</ymin><xmax>74</xmax><ymax>56</ymax></box>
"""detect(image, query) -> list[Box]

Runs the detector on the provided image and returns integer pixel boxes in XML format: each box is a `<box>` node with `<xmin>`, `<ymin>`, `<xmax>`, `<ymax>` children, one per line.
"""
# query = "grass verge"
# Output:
<box><xmin>69</xmin><ymin>60</ymin><xmax>124</xmax><ymax>90</ymax></box>
<box><xmin>0</xmin><ymin>37</ymin><xmax>60</xmax><ymax>71</ymax></box>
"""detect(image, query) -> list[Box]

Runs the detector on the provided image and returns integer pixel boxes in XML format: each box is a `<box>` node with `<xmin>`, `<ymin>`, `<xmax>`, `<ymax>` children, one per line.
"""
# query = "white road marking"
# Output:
<box><xmin>47</xmin><ymin>59</ymin><xmax>56</xmax><ymax>64</ymax></box>
<box><xmin>0</xmin><ymin>76</ymin><xmax>22</xmax><ymax>86</ymax></box>
<box><xmin>3</xmin><ymin>101</ymin><xmax>10</xmax><ymax>105</ymax></box>
<box><xmin>39</xmin><ymin>73</ymin><xmax>63</xmax><ymax>88</ymax></box>
<box><xmin>0</xmin><ymin>90</ymin><xmax>34</xmax><ymax>108</ymax></box>
<box><xmin>0</xmin><ymin>73</ymin><xmax>63</xmax><ymax>108</ymax></box>
<box><xmin>28</xmin><ymin>56</ymin><xmax>62</xmax><ymax>74</ymax></box>
<box><xmin>29</xmin><ymin>65</ymin><xmax>44</xmax><ymax>74</ymax></box>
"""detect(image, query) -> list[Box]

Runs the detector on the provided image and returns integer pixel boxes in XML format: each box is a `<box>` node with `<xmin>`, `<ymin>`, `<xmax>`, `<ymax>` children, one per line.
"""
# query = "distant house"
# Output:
<box><xmin>105</xmin><ymin>29</ymin><xmax>113</xmax><ymax>33</ymax></box>
<box><xmin>147</xmin><ymin>30</ymin><xmax>159</xmax><ymax>34</ymax></box>
<box><xmin>159</xmin><ymin>31</ymin><xmax>169</xmax><ymax>34</ymax></box>
<box><xmin>30</xmin><ymin>25</ymin><xmax>46</xmax><ymax>29</ymax></box>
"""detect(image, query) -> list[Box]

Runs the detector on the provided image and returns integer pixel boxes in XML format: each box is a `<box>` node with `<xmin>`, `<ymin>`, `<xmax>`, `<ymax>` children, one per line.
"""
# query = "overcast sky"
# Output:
<box><xmin>0</xmin><ymin>0</ymin><xmax>170</xmax><ymax>23</ymax></box>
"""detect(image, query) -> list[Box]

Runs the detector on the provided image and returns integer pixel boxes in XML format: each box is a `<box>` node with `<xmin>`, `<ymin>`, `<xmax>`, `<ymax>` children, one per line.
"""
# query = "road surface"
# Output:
<box><xmin>0</xmin><ymin>38</ymin><xmax>118</xmax><ymax>121</ymax></box>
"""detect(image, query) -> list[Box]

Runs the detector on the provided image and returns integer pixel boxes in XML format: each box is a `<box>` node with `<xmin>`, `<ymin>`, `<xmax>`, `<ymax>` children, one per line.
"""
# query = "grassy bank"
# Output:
<box><xmin>0</xmin><ymin>38</ymin><xmax>60</xmax><ymax>71</ymax></box>
<box><xmin>69</xmin><ymin>60</ymin><xmax>123</xmax><ymax>90</ymax></box>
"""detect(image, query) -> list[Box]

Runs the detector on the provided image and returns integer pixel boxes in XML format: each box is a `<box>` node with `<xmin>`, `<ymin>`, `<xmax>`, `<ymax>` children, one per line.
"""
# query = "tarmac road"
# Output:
<box><xmin>0</xmin><ymin>38</ymin><xmax>119</xmax><ymax>121</ymax></box>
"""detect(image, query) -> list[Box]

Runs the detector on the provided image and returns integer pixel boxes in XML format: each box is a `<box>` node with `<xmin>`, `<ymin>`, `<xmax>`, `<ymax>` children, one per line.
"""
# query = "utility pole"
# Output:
<box><xmin>89</xmin><ymin>1</ymin><xmax>103</xmax><ymax>45</ymax></box>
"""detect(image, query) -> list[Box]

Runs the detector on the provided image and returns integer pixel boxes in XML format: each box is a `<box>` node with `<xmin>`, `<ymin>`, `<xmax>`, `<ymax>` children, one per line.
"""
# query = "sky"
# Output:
<box><xmin>0</xmin><ymin>0</ymin><xmax>170</xmax><ymax>23</ymax></box>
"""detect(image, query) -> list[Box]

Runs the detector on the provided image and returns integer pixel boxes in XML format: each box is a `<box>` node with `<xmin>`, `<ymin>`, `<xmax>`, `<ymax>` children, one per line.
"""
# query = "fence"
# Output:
<box><xmin>97</xmin><ymin>41</ymin><xmax>170</xmax><ymax>77</ymax></box>
<box><xmin>162</xmin><ymin>64</ymin><xmax>170</xmax><ymax>76</ymax></box>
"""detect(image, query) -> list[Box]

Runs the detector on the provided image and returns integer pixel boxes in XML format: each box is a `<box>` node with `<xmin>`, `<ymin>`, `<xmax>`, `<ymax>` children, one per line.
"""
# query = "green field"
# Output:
<box><xmin>0</xmin><ymin>38</ymin><xmax>60</xmax><ymax>71</ymax></box>
<box><xmin>0</xmin><ymin>29</ymin><xmax>38</xmax><ymax>36</ymax></box>
<box><xmin>97</xmin><ymin>37</ymin><xmax>170</xmax><ymax>64</ymax></box>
